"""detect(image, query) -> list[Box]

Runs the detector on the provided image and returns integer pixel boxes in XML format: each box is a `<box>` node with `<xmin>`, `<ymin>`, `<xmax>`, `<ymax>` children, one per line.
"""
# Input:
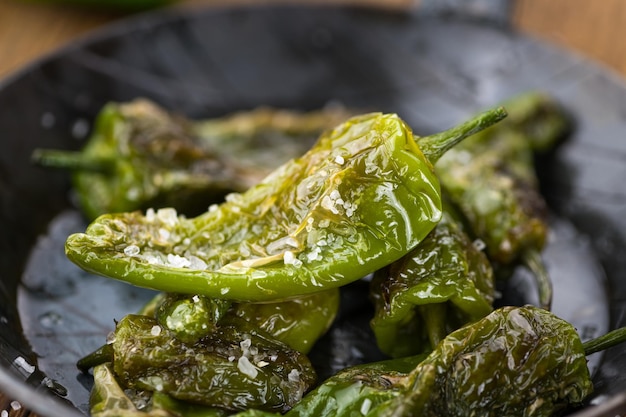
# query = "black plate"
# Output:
<box><xmin>2</xmin><ymin>5</ymin><xmax>626</xmax><ymax>417</ymax></box>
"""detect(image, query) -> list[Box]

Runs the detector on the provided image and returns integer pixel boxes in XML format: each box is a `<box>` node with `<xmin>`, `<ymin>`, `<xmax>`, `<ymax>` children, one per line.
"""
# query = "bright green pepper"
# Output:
<box><xmin>64</xmin><ymin>108</ymin><xmax>506</xmax><ymax>302</ymax></box>
<box><xmin>32</xmin><ymin>100</ymin><xmax>352</xmax><ymax>220</ymax></box>
<box><xmin>435</xmin><ymin>93</ymin><xmax>569</xmax><ymax>309</ymax></box>
<box><xmin>145</xmin><ymin>288</ymin><xmax>339</xmax><ymax>352</ymax></box>
<box><xmin>369</xmin><ymin>206</ymin><xmax>494</xmax><ymax>358</ymax></box>
<box><xmin>83</xmin><ymin>314</ymin><xmax>316</xmax><ymax>413</ymax></box>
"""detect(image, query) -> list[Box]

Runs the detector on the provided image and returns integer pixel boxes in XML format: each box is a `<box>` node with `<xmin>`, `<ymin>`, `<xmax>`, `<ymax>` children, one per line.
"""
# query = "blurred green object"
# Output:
<box><xmin>20</xmin><ymin>0</ymin><xmax>177</xmax><ymax>13</ymax></box>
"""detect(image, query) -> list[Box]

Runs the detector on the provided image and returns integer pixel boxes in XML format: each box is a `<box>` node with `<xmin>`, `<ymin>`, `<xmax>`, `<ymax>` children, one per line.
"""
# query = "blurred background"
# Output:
<box><xmin>1</xmin><ymin>0</ymin><xmax>626</xmax><ymax>81</ymax></box>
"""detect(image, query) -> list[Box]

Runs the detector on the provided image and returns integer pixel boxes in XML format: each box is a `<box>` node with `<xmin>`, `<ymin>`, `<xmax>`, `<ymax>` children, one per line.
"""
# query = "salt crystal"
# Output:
<box><xmin>288</xmin><ymin>369</ymin><xmax>300</xmax><ymax>382</ymax></box>
<box><xmin>156</xmin><ymin>208</ymin><xmax>178</xmax><ymax>227</ymax></box>
<box><xmin>13</xmin><ymin>356</ymin><xmax>35</xmax><ymax>375</ymax></box>
<box><xmin>167</xmin><ymin>253</ymin><xmax>191</xmax><ymax>268</ymax></box>
<box><xmin>151</xmin><ymin>325</ymin><xmax>162</xmax><ymax>336</ymax></box>
<box><xmin>360</xmin><ymin>398</ymin><xmax>372</xmax><ymax>415</ymax></box>
<box><xmin>334</xmin><ymin>155</ymin><xmax>345</xmax><ymax>165</ymax></box>
<box><xmin>1</xmin><ymin>410</ymin><xmax>8</xmax><ymax>417</ymax></box>
<box><xmin>10</xmin><ymin>401</ymin><xmax>21</xmax><ymax>411</ymax></box>
<box><xmin>237</xmin><ymin>356</ymin><xmax>258</xmax><ymax>379</ymax></box>
<box><xmin>124</xmin><ymin>245</ymin><xmax>140</xmax><ymax>256</ymax></box>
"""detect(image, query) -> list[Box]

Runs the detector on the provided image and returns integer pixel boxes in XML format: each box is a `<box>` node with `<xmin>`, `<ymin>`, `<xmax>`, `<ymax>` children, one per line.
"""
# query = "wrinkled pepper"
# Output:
<box><xmin>65</xmin><ymin>108</ymin><xmax>507</xmax><ymax>302</ymax></box>
<box><xmin>144</xmin><ymin>288</ymin><xmax>340</xmax><ymax>353</ymax></box>
<box><xmin>80</xmin><ymin>314</ymin><xmax>316</xmax><ymax>413</ymax></box>
<box><xmin>435</xmin><ymin>92</ymin><xmax>570</xmax><ymax>309</ymax></box>
<box><xmin>32</xmin><ymin>100</ymin><xmax>352</xmax><ymax>220</ymax></box>
<box><xmin>376</xmin><ymin>305</ymin><xmax>624</xmax><ymax>417</ymax></box>
<box><xmin>369</xmin><ymin>205</ymin><xmax>494</xmax><ymax>358</ymax></box>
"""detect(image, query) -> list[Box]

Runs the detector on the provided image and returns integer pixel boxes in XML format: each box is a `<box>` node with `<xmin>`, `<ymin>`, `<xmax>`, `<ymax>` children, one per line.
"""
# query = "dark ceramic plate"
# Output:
<box><xmin>2</xmin><ymin>4</ymin><xmax>626</xmax><ymax>417</ymax></box>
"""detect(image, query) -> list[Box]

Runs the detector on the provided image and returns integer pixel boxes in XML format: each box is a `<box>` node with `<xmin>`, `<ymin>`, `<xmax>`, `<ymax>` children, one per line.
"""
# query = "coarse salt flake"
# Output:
<box><xmin>334</xmin><ymin>155</ymin><xmax>345</xmax><ymax>165</ymax></box>
<box><xmin>151</xmin><ymin>325</ymin><xmax>162</xmax><ymax>336</ymax></box>
<box><xmin>360</xmin><ymin>398</ymin><xmax>372</xmax><ymax>415</ymax></box>
<box><xmin>288</xmin><ymin>369</ymin><xmax>300</xmax><ymax>382</ymax></box>
<box><xmin>124</xmin><ymin>245</ymin><xmax>140</xmax><ymax>256</ymax></box>
<box><xmin>238</xmin><ymin>356</ymin><xmax>258</xmax><ymax>379</ymax></box>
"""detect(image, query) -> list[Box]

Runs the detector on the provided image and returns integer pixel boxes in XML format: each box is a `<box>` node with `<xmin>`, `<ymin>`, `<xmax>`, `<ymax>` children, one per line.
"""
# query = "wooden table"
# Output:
<box><xmin>1</xmin><ymin>1</ymin><xmax>626</xmax><ymax>416</ymax></box>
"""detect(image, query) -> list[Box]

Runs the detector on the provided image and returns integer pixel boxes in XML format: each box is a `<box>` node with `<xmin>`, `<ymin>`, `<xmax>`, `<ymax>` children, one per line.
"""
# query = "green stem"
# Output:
<box><xmin>31</xmin><ymin>149</ymin><xmax>112</xmax><ymax>174</ymax></box>
<box><xmin>522</xmin><ymin>249</ymin><xmax>553</xmax><ymax>311</ymax></box>
<box><xmin>419</xmin><ymin>303</ymin><xmax>448</xmax><ymax>349</ymax></box>
<box><xmin>77</xmin><ymin>344</ymin><xmax>114</xmax><ymax>372</ymax></box>
<box><xmin>583</xmin><ymin>326</ymin><xmax>626</xmax><ymax>356</ymax></box>
<box><xmin>417</xmin><ymin>106</ymin><xmax>508</xmax><ymax>163</ymax></box>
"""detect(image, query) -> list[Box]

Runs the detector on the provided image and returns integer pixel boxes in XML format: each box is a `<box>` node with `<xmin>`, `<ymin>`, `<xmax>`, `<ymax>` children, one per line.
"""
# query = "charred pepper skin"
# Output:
<box><xmin>377</xmin><ymin>306</ymin><xmax>592</xmax><ymax>417</ymax></box>
<box><xmin>369</xmin><ymin>207</ymin><xmax>494</xmax><ymax>358</ymax></box>
<box><xmin>98</xmin><ymin>314</ymin><xmax>316</xmax><ymax>413</ymax></box>
<box><xmin>65</xmin><ymin>109</ymin><xmax>506</xmax><ymax>302</ymax></box>
<box><xmin>32</xmin><ymin>100</ymin><xmax>352</xmax><ymax>220</ymax></box>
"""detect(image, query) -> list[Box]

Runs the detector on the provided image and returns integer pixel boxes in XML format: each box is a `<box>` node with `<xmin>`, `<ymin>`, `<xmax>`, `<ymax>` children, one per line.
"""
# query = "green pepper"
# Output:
<box><xmin>64</xmin><ymin>108</ymin><xmax>506</xmax><ymax>302</ymax></box>
<box><xmin>32</xmin><ymin>100</ymin><xmax>352</xmax><ymax>220</ymax></box>
<box><xmin>33</xmin><ymin>100</ymin><xmax>247</xmax><ymax>220</ymax></box>
<box><xmin>376</xmin><ymin>305</ymin><xmax>612</xmax><ymax>417</ymax></box>
<box><xmin>434</xmin><ymin>93</ymin><xmax>570</xmax><ymax>309</ymax></box>
<box><xmin>369</xmin><ymin>205</ymin><xmax>494</xmax><ymax>358</ymax></box>
<box><xmin>285</xmin><ymin>354</ymin><xmax>427</xmax><ymax>417</ymax></box>
<box><xmin>89</xmin><ymin>363</ymin><xmax>232</xmax><ymax>417</ymax></box>
<box><xmin>146</xmin><ymin>288</ymin><xmax>339</xmax><ymax>352</ymax></box>
<box><xmin>82</xmin><ymin>314</ymin><xmax>316</xmax><ymax>413</ymax></box>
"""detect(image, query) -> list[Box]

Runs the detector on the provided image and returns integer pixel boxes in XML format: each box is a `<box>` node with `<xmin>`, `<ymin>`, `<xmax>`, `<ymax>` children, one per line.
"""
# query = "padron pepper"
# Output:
<box><xmin>65</xmin><ymin>108</ymin><xmax>507</xmax><ymax>302</ymax></box>
<box><xmin>143</xmin><ymin>288</ymin><xmax>340</xmax><ymax>353</ymax></box>
<box><xmin>434</xmin><ymin>92</ymin><xmax>570</xmax><ymax>309</ymax></box>
<box><xmin>376</xmin><ymin>305</ymin><xmax>626</xmax><ymax>417</ymax></box>
<box><xmin>369</xmin><ymin>205</ymin><xmax>495</xmax><ymax>358</ymax></box>
<box><xmin>80</xmin><ymin>314</ymin><xmax>316</xmax><ymax>413</ymax></box>
<box><xmin>32</xmin><ymin>100</ymin><xmax>352</xmax><ymax>220</ymax></box>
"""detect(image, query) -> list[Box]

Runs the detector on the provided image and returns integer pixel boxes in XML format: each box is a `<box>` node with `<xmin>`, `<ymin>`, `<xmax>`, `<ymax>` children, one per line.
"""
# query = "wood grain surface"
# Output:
<box><xmin>1</xmin><ymin>0</ymin><xmax>626</xmax><ymax>416</ymax></box>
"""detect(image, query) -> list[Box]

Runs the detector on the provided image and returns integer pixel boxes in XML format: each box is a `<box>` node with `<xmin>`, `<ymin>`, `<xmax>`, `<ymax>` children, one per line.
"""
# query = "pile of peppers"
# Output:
<box><xmin>38</xmin><ymin>93</ymin><xmax>626</xmax><ymax>417</ymax></box>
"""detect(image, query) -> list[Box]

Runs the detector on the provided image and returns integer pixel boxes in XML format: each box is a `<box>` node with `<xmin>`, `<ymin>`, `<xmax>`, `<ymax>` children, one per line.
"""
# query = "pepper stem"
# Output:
<box><xmin>77</xmin><ymin>344</ymin><xmax>114</xmax><ymax>373</ymax></box>
<box><xmin>419</xmin><ymin>303</ymin><xmax>448</xmax><ymax>349</ymax></box>
<box><xmin>31</xmin><ymin>149</ymin><xmax>112</xmax><ymax>174</ymax></box>
<box><xmin>583</xmin><ymin>326</ymin><xmax>626</xmax><ymax>356</ymax></box>
<box><xmin>417</xmin><ymin>106</ymin><xmax>508</xmax><ymax>163</ymax></box>
<box><xmin>522</xmin><ymin>249</ymin><xmax>553</xmax><ymax>311</ymax></box>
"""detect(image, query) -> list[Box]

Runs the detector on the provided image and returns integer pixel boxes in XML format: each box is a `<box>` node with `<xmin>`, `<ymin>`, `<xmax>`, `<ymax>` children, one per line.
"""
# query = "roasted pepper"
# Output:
<box><xmin>144</xmin><ymin>288</ymin><xmax>339</xmax><ymax>353</ymax></box>
<box><xmin>369</xmin><ymin>205</ymin><xmax>494</xmax><ymax>358</ymax></box>
<box><xmin>377</xmin><ymin>305</ymin><xmax>624</xmax><ymax>417</ymax></box>
<box><xmin>65</xmin><ymin>108</ymin><xmax>507</xmax><ymax>302</ymax></box>
<box><xmin>435</xmin><ymin>92</ymin><xmax>570</xmax><ymax>309</ymax></box>
<box><xmin>32</xmin><ymin>100</ymin><xmax>352</xmax><ymax>220</ymax></box>
<box><xmin>81</xmin><ymin>314</ymin><xmax>316</xmax><ymax>413</ymax></box>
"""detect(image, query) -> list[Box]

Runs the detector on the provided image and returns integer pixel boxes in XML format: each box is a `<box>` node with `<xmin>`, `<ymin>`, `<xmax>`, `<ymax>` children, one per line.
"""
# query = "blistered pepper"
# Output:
<box><xmin>369</xmin><ymin>205</ymin><xmax>494</xmax><ymax>358</ymax></box>
<box><xmin>434</xmin><ymin>92</ymin><xmax>569</xmax><ymax>309</ymax></box>
<box><xmin>64</xmin><ymin>108</ymin><xmax>506</xmax><ymax>302</ymax></box>
<box><xmin>144</xmin><ymin>288</ymin><xmax>340</xmax><ymax>353</ymax></box>
<box><xmin>33</xmin><ymin>100</ymin><xmax>352</xmax><ymax>220</ymax></box>
<box><xmin>81</xmin><ymin>314</ymin><xmax>316</xmax><ymax>413</ymax></box>
<box><xmin>376</xmin><ymin>305</ymin><xmax>626</xmax><ymax>417</ymax></box>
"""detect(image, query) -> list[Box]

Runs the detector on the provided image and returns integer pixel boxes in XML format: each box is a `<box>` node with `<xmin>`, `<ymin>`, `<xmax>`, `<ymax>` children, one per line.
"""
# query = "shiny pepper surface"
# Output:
<box><xmin>65</xmin><ymin>109</ymin><xmax>505</xmax><ymax>302</ymax></box>
<box><xmin>379</xmin><ymin>306</ymin><xmax>592</xmax><ymax>417</ymax></box>
<box><xmin>110</xmin><ymin>315</ymin><xmax>316</xmax><ymax>412</ymax></box>
<box><xmin>370</xmin><ymin>208</ymin><xmax>494</xmax><ymax>358</ymax></box>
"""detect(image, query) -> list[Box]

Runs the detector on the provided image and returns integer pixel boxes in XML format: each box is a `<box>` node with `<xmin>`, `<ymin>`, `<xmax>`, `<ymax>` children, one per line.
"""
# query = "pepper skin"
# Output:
<box><xmin>369</xmin><ymin>207</ymin><xmax>494</xmax><ymax>358</ymax></box>
<box><xmin>97</xmin><ymin>314</ymin><xmax>316</xmax><ymax>412</ymax></box>
<box><xmin>148</xmin><ymin>288</ymin><xmax>339</xmax><ymax>352</ymax></box>
<box><xmin>64</xmin><ymin>108</ymin><xmax>506</xmax><ymax>302</ymax></box>
<box><xmin>377</xmin><ymin>306</ymin><xmax>592</xmax><ymax>417</ymax></box>
<box><xmin>434</xmin><ymin>93</ymin><xmax>569</xmax><ymax>309</ymax></box>
<box><xmin>32</xmin><ymin>100</ymin><xmax>352</xmax><ymax>220</ymax></box>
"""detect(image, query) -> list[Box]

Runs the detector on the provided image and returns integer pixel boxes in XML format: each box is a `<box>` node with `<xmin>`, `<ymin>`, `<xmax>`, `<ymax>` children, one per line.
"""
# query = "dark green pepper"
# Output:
<box><xmin>377</xmin><ymin>306</ymin><xmax>601</xmax><ymax>417</ymax></box>
<box><xmin>32</xmin><ymin>100</ymin><xmax>352</xmax><ymax>220</ymax></box>
<box><xmin>435</xmin><ymin>93</ymin><xmax>570</xmax><ymax>309</ymax></box>
<box><xmin>83</xmin><ymin>314</ymin><xmax>316</xmax><ymax>413</ymax></box>
<box><xmin>369</xmin><ymin>206</ymin><xmax>494</xmax><ymax>358</ymax></box>
<box><xmin>65</xmin><ymin>108</ymin><xmax>507</xmax><ymax>302</ymax></box>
